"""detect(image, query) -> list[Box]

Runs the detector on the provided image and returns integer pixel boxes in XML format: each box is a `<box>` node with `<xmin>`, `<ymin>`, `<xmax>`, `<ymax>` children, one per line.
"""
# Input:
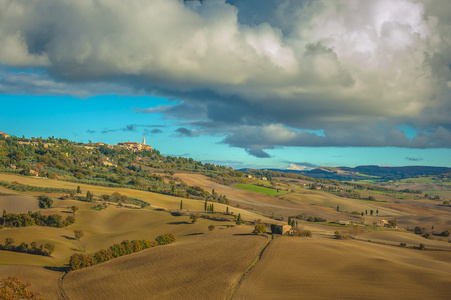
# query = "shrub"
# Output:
<box><xmin>155</xmin><ymin>233</ymin><xmax>176</xmax><ymax>245</ymax></box>
<box><xmin>38</xmin><ymin>195</ymin><xmax>53</xmax><ymax>209</ymax></box>
<box><xmin>414</xmin><ymin>227</ymin><xmax>425</xmax><ymax>235</ymax></box>
<box><xmin>334</xmin><ymin>231</ymin><xmax>346</xmax><ymax>239</ymax></box>
<box><xmin>189</xmin><ymin>214</ymin><xmax>199</xmax><ymax>224</ymax></box>
<box><xmin>423</xmin><ymin>233</ymin><xmax>432</xmax><ymax>239</ymax></box>
<box><xmin>400</xmin><ymin>242</ymin><xmax>406</xmax><ymax>247</ymax></box>
<box><xmin>252</xmin><ymin>224</ymin><xmax>266</xmax><ymax>235</ymax></box>
<box><xmin>73</xmin><ymin>230</ymin><xmax>84</xmax><ymax>240</ymax></box>
<box><xmin>418</xmin><ymin>243</ymin><xmax>425</xmax><ymax>250</ymax></box>
<box><xmin>208</xmin><ymin>225</ymin><xmax>215</xmax><ymax>231</ymax></box>
<box><xmin>294</xmin><ymin>229</ymin><xmax>312</xmax><ymax>237</ymax></box>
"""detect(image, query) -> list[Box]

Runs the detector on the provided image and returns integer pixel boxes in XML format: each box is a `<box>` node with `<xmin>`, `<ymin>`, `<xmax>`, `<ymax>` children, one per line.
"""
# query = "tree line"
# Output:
<box><xmin>0</xmin><ymin>237</ymin><xmax>55</xmax><ymax>256</ymax></box>
<box><xmin>1</xmin><ymin>211</ymin><xmax>75</xmax><ymax>228</ymax></box>
<box><xmin>69</xmin><ymin>233</ymin><xmax>176</xmax><ymax>271</ymax></box>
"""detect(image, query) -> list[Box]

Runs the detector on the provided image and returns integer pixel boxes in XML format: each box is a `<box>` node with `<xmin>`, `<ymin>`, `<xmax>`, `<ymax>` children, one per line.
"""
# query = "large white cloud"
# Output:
<box><xmin>0</xmin><ymin>0</ymin><xmax>450</xmax><ymax>155</ymax></box>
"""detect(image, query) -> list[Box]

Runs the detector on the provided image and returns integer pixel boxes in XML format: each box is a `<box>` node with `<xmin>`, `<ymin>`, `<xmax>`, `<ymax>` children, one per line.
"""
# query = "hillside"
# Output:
<box><xmin>1</xmin><ymin>135</ymin><xmax>451</xmax><ymax>299</ymax></box>
<box><xmin>250</xmin><ymin>165</ymin><xmax>451</xmax><ymax>181</ymax></box>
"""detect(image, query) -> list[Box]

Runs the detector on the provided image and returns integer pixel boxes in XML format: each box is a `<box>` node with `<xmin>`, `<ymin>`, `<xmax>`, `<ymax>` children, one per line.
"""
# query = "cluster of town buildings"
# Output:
<box><xmin>91</xmin><ymin>137</ymin><xmax>152</xmax><ymax>152</ymax></box>
<box><xmin>1</xmin><ymin>131</ymin><xmax>151</xmax><ymax>153</ymax></box>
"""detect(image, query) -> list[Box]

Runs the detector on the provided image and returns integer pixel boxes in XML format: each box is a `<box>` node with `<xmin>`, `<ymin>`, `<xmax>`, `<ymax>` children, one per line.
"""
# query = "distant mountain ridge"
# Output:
<box><xmin>240</xmin><ymin>165</ymin><xmax>451</xmax><ymax>181</ymax></box>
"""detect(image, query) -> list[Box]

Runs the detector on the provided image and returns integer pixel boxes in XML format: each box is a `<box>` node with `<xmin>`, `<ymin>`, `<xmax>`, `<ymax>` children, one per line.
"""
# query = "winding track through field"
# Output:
<box><xmin>227</xmin><ymin>234</ymin><xmax>273</xmax><ymax>300</ymax></box>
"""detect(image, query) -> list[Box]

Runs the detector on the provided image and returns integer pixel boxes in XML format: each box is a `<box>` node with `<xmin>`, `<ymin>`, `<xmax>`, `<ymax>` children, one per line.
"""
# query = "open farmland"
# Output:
<box><xmin>63</xmin><ymin>226</ymin><xmax>267</xmax><ymax>300</ymax></box>
<box><xmin>235</xmin><ymin>237</ymin><xmax>451</xmax><ymax>299</ymax></box>
<box><xmin>1</xmin><ymin>169</ymin><xmax>451</xmax><ymax>299</ymax></box>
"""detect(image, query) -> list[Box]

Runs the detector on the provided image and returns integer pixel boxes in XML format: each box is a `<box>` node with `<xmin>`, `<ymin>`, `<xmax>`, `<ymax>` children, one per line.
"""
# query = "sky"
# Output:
<box><xmin>0</xmin><ymin>0</ymin><xmax>450</xmax><ymax>170</ymax></box>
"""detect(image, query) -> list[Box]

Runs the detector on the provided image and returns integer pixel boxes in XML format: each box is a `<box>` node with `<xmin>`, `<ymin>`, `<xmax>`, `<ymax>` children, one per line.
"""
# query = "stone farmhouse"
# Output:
<box><xmin>0</xmin><ymin>132</ymin><xmax>9</xmax><ymax>138</ymax></box>
<box><xmin>275</xmin><ymin>225</ymin><xmax>293</xmax><ymax>235</ymax></box>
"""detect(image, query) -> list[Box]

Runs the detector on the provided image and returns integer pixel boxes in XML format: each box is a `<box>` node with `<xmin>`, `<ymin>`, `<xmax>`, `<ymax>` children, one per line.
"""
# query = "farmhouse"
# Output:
<box><xmin>338</xmin><ymin>220</ymin><xmax>350</xmax><ymax>225</ymax></box>
<box><xmin>376</xmin><ymin>219</ymin><xmax>389</xmax><ymax>227</ymax></box>
<box><xmin>275</xmin><ymin>225</ymin><xmax>293</xmax><ymax>235</ymax></box>
<box><xmin>0</xmin><ymin>132</ymin><xmax>9</xmax><ymax>138</ymax></box>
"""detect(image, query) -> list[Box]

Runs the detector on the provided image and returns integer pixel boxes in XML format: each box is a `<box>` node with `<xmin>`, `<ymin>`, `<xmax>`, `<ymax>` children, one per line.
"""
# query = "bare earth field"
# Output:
<box><xmin>0</xmin><ymin>193</ymin><xmax>40</xmax><ymax>213</ymax></box>
<box><xmin>235</xmin><ymin>237</ymin><xmax>451</xmax><ymax>300</ymax></box>
<box><xmin>63</xmin><ymin>226</ymin><xmax>267</xmax><ymax>300</ymax></box>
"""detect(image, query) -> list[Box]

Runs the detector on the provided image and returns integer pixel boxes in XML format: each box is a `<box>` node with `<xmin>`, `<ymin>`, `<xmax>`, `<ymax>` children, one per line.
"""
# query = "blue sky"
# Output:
<box><xmin>0</xmin><ymin>0</ymin><xmax>450</xmax><ymax>170</ymax></box>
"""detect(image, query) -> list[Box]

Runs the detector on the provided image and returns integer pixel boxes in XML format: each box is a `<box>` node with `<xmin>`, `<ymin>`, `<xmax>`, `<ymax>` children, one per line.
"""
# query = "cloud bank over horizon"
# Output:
<box><xmin>1</xmin><ymin>0</ymin><xmax>450</xmax><ymax>157</ymax></box>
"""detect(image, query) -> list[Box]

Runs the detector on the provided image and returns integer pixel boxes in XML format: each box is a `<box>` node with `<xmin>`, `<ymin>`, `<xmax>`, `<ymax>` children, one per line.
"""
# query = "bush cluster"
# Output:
<box><xmin>69</xmin><ymin>234</ymin><xmax>176</xmax><ymax>270</ymax></box>
<box><xmin>0</xmin><ymin>181</ymin><xmax>74</xmax><ymax>194</ymax></box>
<box><xmin>0</xmin><ymin>211</ymin><xmax>75</xmax><ymax>228</ymax></box>
<box><xmin>306</xmin><ymin>216</ymin><xmax>327</xmax><ymax>223</ymax></box>
<box><xmin>38</xmin><ymin>195</ymin><xmax>53</xmax><ymax>209</ymax></box>
<box><xmin>0</xmin><ymin>238</ymin><xmax>55</xmax><ymax>256</ymax></box>
<box><xmin>293</xmin><ymin>229</ymin><xmax>313</xmax><ymax>237</ymax></box>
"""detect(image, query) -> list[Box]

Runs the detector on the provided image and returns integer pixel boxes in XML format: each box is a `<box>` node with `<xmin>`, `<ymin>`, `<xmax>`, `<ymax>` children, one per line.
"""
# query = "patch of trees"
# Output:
<box><xmin>38</xmin><ymin>195</ymin><xmax>53</xmax><ymax>208</ymax></box>
<box><xmin>0</xmin><ymin>276</ymin><xmax>43</xmax><ymax>299</ymax></box>
<box><xmin>186</xmin><ymin>186</ymin><xmax>209</xmax><ymax>198</ymax></box>
<box><xmin>252</xmin><ymin>224</ymin><xmax>266</xmax><ymax>235</ymax></box>
<box><xmin>0</xmin><ymin>211</ymin><xmax>75</xmax><ymax>228</ymax></box>
<box><xmin>100</xmin><ymin>192</ymin><xmax>150</xmax><ymax>208</ymax></box>
<box><xmin>293</xmin><ymin>229</ymin><xmax>312</xmax><ymax>237</ymax></box>
<box><xmin>69</xmin><ymin>234</ymin><xmax>176</xmax><ymax>271</ymax></box>
<box><xmin>0</xmin><ymin>237</ymin><xmax>55</xmax><ymax>256</ymax></box>
<box><xmin>306</xmin><ymin>216</ymin><xmax>327</xmax><ymax>223</ymax></box>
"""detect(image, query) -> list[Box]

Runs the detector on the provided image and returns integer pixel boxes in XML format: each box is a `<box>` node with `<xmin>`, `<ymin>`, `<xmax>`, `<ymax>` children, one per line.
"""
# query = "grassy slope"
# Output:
<box><xmin>235</xmin><ymin>237</ymin><xmax>451</xmax><ymax>299</ymax></box>
<box><xmin>234</xmin><ymin>183</ymin><xmax>287</xmax><ymax>197</ymax></box>
<box><xmin>63</xmin><ymin>226</ymin><xmax>267</xmax><ymax>300</ymax></box>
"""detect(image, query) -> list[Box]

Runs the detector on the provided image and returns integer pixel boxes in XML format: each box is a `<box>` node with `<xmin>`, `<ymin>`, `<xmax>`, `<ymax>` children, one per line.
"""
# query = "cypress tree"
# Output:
<box><xmin>236</xmin><ymin>213</ymin><xmax>242</xmax><ymax>225</ymax></box>
<box><xmin>226</xmin><ymin>207</ymin><xmax>229</xmax><ymax>214</ymax></box>
<box><xmin>180</xmin><ymin>200</ymin><xmax>183</xmax><ymax>210</ymax></box>
<box><xmin>288</xmin><ymin>216</ymin><xmax>291</xmax><ymax>225</ymax></box>
<box><xmin>77</xmin><ymin>186</ymin><xmax>81</xmax><ymax>194</ymax></box>
<box><xmin>204</xmin><ymin>200</ymin><xmax>207</xmax><ymax>211</ymax></box>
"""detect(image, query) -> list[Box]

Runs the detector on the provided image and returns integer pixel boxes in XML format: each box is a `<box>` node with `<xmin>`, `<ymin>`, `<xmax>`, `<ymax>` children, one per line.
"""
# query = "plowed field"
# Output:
<box><xmin>235</xmin><ymin>237</ymin><xmax>451</xmax><ymax>299</ymax></box>
<box><xmin>63</xmin><ymin>226</ymin><xmax>267</xmax><ymax>299</ymax></box>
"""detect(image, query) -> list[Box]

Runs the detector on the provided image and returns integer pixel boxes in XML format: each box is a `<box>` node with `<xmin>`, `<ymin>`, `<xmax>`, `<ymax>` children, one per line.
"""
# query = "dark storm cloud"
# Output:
<box><xmin>1</xmin><ymin>0</ymin><xmax>451</xmax><ymax>156</ymax></box>
<box><xmin>246</xmin><ymin>148</ymin><xmax>271</xmax><ymax>158</ymax></box>
<box><xmin>175</xmin><ymin>127</ymin><xmax>196</xmax><ymax>137</ymax></box>
<box><xmin>150</xmin><ymin>129</ymin><xmax>163</xmax><ymax>134</ymax></box>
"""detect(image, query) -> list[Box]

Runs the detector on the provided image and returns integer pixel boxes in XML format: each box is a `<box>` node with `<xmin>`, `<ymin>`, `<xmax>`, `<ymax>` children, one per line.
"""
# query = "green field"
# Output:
<box><xmin>235</xmin><ymin>184</ymin><xmax>287</xmax><ymax>197</ymax></box>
